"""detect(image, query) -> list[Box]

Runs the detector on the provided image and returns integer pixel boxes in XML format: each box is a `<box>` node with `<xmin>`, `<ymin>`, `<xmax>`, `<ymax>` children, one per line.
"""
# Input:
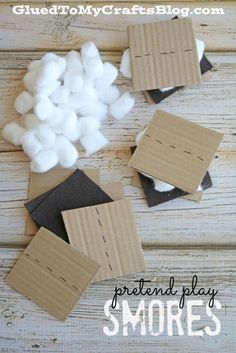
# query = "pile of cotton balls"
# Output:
<box><xmin>3</xmin><ymin>42</ymin><xmax>135</xmax><ymax>173</ymax></box>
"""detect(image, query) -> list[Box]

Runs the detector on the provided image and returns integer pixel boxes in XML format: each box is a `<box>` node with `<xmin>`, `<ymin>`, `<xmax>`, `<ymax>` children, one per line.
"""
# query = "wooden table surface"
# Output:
<box><xmin>0</xmin><ymin>1</ymin><xmax>235</xmax><ymax>352</ymax></box>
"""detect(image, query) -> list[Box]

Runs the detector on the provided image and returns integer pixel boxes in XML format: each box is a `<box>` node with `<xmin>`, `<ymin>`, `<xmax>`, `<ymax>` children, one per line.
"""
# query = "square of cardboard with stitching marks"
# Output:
<box><xmin>129</xmin><ymin>110</ymin><xmax>223</xmax><ymax>194</ymax></box>
<box><xmin>128</xmin><ymin>18</ymin><xmax>201</xmax><ymax>91</ymax></box>
<box><xmin>5</xmin><ymin>227</ymin><xmax>99</xmax><ymax>321</ymax></box>
<box><xmin>62</xmin><ymin>199</ymin><xmax>146</xmax><ymax>282</ymax></box>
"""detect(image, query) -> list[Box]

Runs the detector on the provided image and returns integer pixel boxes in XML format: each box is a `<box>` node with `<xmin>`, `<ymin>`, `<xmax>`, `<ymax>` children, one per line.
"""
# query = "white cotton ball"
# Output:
<box><xmin>28</xmin><ymin>60</ymin><xmax>42</xmax><ymax>71</ymax></box>
<box><xmin>37</xmin><ymin>62</ymin><xmax>63</xmax><ymax>87</ymax></box>
<box><xmin>23</xmin><ymin>71</ymin><xmax>39</xmax><ymax>92</ymax></box>
<box><xmin>83</xmin><ymin>83</ymin><xmax>98</xmax><ymax>100</ymax></box>
<box><xmin>78</xmin><ymin>100</ymin><xmax>108</xmax><ymax>121</ymax></box>
<box><xmin>97</xmin><ymin>85</ymin><xmax>120</xmax><ymax>105</ymax></box>
<box><xmin>66</xmin><ymin>51</ymin><xmax>83</xmax><ymax>72</ymax></box>
<box><xmin>41</xmin><ymin>53</ymin><xmax>66</xmax><ymax>80</ymax></box>
<box><xmin>77</xmin><ymin>116</ymin><xmax>101</xmax><ymax>136</ymax></box>
<box><xmin>109</xmin><ymin>92</ymin><xmax>135</xmax><ymax>120</ymax></box>
<box><xmin>153</xmin><ymin>179</ymin><xmax>175</xmax><ymax>192</ymax></box>
<box><xmin>14</xmin><ymin>91</ymin><xmax>34</xmax><ymax>114</ymax></box>
<box><xmin>120</xmin><ymin>48</ymin><xmax>132</xmax><ymax>79</ymax></box>
<box><xmin>81</xmin><ymin>41</ymin><xmax>100</xmax><ymax>58</ymax></box>
<box><xmin>57</xmin><ymin>56</ymin><xmax>67</xmax><ymax>77</ymax></box>
<box><xmin>66</xmin><ymin>93</ymin><xmax>84</xmax><ymax>112</ymax></box>
<box><xmin>80</xmin><ymin>130</ymin><xmax>108</xmax><ymax>155</ymax></box>
<box><xmin>54</xmin><ymin>136</ymin><xmax>79</xmax><ymax>168</ymax></box>
<box><xmin>96</xmin><ymin>62</ymin><xmax>118</xmax><ymax>89</ymax></box>
<box><xmin>41</xmin><ymin>53</ymin><xmax>59</xmax><ymax>64</ymax></box>
<box><xmin>83</xmin><ymin>75</ymin><xmax>95</xmax><ymax>87</ymax></box>
<box><xmin>36</xmin><ymin>124</ymin><xmax>56</xmax><ymax>147</ymax></box>
<box><xmin>63</xmin><ymin>119</ymin><xmax>82</xmax><ymax>142</ymax></box>
<box><xmin>50</xmin><ymin>86</ymin><xmax>70</xmax><ymax>104</ymax></box>
<box><xmin>34</xmin><ymin>95</ymin><xmax>55</xmax><ymax>121</ymax></box>
<box><xmin>35</xmin><ymin>80</ymin><xmax>61</xmax><ymax>96</ymax></box>
<box><xmin>135</xmin><ymin>128</ymin><xmax>146</xmax><ymax>145</ymax></box>
<box><xmin>64</xmin><ymin>69</ymin><xmax>84</xmax><ymax>93</ymax></box>
<box><xmin>67</xmin><ymin>85</ymin><xmax>98</xmax><ymax>113</ymax></box>
<box><xmin>53</xmin><ymin>109</ymin><xmax>77</xmax><ymax>134</ymax></box>
<box><xmin>45</xmin><ymin>106</ymin><xmax>63</xmax><ymax>126</ymax></box>
<box><xmin>22</xmin><ymin>113</ymin><xmax>40</xmax><ymax>130</ymax></box>
<box><xmin>31</xmin><ymin>149</ymin><xmax>59</xmax><ymax>173</ymax></box>
<box><xmin>81</xmin><ymin>42</ymin><xmax>104</xmax><ymax>79</ymax></box>
<box><xmin>21</xmin><ymin>131</ymin><xmax>42</xmax><ymax>158</ymax></box>
<box><xmin>196</xmin><ymin>38</ymin><xmax>205</xmax><ymax>62</ymax></box>
<box><xmin>2</xmin><ymin>122</ymin><xmax>26</xmax><ymax>146</ymax></box>
<box><xmin>83</xmin><ymin>57</ymin><xmax>104</xmax><ymax>79</ymax></box>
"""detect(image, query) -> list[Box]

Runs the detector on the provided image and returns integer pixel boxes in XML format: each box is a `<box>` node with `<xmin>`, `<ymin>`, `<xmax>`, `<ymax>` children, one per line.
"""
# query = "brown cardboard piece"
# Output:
<box><xmin>129</xmin><ymin>110</ymin><xmax>223</xmax><ymax>194</ymax></box>
<box><xmin>101</xmin><ymin>182</ymin><xmax>124</xmax><ymax>201</ymax></box>
<box><xmin>5</xmin><ymin>227</ymin><xmax>99</xmax><ymax>321</ymax></box>
<box><xmin>131</xmin><ymin>170</ymin><xmax>203</xmax><ymax>202</ymax></box>
<box><xmin>128</xmin><ymin>18</ymin><xmax>201</xmax><ymax>91</ymax></box>
<box><xmin>183</xmin><ymin>191</ymin><xmax>202</xmax><ymax>202</ymax></box>
<box><xmin>62</xmin><ymin>199</ymin><xmax>146</xmax><ymax>282</ymax></box>
<box><xmin>25</xmin><ymin>169</ymin><xmax>100</xmax><ymax>235</ymax></box>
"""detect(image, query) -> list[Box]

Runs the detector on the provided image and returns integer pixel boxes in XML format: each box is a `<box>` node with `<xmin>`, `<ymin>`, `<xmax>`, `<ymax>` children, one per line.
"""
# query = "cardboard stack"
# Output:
<box><xmin>6</xmin><ymin>169</ymin><xmax>146</xmax><ymax>320</ymax></box>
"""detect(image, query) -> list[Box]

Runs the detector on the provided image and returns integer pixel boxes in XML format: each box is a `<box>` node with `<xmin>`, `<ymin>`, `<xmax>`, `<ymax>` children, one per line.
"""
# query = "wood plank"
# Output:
<box><xmin>0</xmin><ymin>52</ymin><xmax>235</xmax><ymax>152</ymax></box>
<box><xmin>0</xmin><ymin>149</ymin><xmax>235</xmax><ymax>247</ymax></box>
<box><xmin>0</xmin><ymin>248</ymin><xmax>235</xmax><ymax>352</ymax></box>
<box><xmin>0</xmin><ymin>2</ymin><xmax>234</xmax><ymax>51</ymax></box>
<box><xmin>0</xmin><ymin>52</ymin><xmax>235</xmax><ymax>247</ymax></box>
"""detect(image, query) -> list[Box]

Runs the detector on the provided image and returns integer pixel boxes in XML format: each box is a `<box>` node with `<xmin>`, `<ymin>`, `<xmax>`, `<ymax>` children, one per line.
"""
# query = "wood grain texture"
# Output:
<box><xmin>0</xmin><ymin>52</ymin><xmax>235</xmax><ymax>152</ymax></box>
<box><xmin>0</xmin><ymin>149</ymin><xmax>235</xmax><ymax>247</ymax></box>
<box><xmin>0</xmin><ymin>248</ymin><xmax>235</xmax><ymax>352</ymax></box>
<box><xmin>0</xmin><ymin>2</ymin><xmax>234</xmax><ymax>51</ymax></box>
<box><xmin>0</xmin><ymin>5</ymin><xmax>235</xmax><ymax>351</ymax></box>
<box><xmin>0</xmin><ymin>52</ymin><xmax>235</xmax><ymax>247</ymax></box>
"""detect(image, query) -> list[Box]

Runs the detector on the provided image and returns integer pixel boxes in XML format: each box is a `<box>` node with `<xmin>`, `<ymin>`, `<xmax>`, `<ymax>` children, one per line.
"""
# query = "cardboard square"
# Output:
<box><xmin>25</xmin><ymin>169</ymin><xmax>100</xmax><ymax>235</ymax></box>
<box><xmin>130</xmin><ymin>146</ymin><xmax>211</xmax><ymax>206</ymax></box>
<box><xmin>62</xmin><ymin>199</ymin><xmax>146</xmax><ymax>282</ymax></box>
<box><xmin>25</xmin><ymin>169</ymin><xmax>113</xmax><ymax>243</ymax></box>
<box><xmin>129</xmin><ymin>110</ymin><xmax>223</xmax><ymax>193</ymax></box>
<box><xmin>128</xmin><ymin>18</ymin><xmax>201</xmax><ymax>91</ymax></box>
<box><xmin>145</xmin><ymin>54</ymin><xmax>213</xmax><ymax>104</ymax></box>
<box><xmin>102</xmin><ymin>182</ymin><xmax>124</xmax><ymax>201</ymax></box>
<box><xmin>183</xmin><ymin>191</ymin><xmax>203</xmax><ymax>202</ymax></box>
<box><xmin>5</xmin><ymin>227</ymin><xmax>99</xmax><ymax>321</ymax></box>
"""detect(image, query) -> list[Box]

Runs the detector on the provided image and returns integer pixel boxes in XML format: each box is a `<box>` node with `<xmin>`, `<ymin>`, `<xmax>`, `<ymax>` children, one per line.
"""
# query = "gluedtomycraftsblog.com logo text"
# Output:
<box><xmin>12</xmin><ymin>5</ymin><xmax>224</xmax><ymax>17</ymax></box>
<box><xmin>103</xmin><ymin>275</ymin><xmax>221</xmax><ymax>336</ymax></box>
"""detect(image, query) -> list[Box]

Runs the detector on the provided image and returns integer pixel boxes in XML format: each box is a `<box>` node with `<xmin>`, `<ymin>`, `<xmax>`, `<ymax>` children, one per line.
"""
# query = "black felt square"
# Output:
<box><xmin>130</xmin><ymin>146</ymin><xmax>212</xmax><ymax>207</ymax></box>
<box><xmin>25</xmin><ymin>169</ymin><xmax>113</xmax><ymax>242</ymax></box>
